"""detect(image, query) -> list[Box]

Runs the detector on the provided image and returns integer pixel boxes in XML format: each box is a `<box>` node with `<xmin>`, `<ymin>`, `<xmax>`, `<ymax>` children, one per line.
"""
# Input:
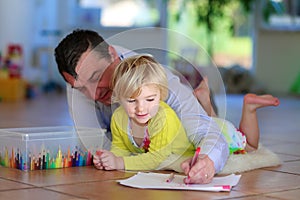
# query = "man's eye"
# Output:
<box><xmin>90</xmin><ymin>71</ymin><xmax>102</xmax><ymax>82</ymax></box>
<box><xmin>78</xmin><ymin>87</ymin><xmax>87</xmax><ymax>92</ymax></box>
<box><xmin>90</xmin><ymin>77</ymin><xmax>99</xmax><ymax>83</ymax></box>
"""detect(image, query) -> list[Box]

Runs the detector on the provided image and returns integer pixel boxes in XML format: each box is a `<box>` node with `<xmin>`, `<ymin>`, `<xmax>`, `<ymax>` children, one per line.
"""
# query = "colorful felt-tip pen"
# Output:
<box><xmin>166</xmin><ymin>173</ymin><xmax>175</xmax><ymax>183</ymax></box>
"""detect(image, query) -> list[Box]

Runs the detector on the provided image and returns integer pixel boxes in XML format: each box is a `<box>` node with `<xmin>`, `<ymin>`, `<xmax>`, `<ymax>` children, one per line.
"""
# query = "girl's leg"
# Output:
<box><xmin>239</xmin><ymin>93</ymin><xmax>280</xmax><ymax>152</ymax></box>
<box><xmin>193</xmin><ymin>77</ymin><xmax>217</xmax><ymax>117</ymax></box>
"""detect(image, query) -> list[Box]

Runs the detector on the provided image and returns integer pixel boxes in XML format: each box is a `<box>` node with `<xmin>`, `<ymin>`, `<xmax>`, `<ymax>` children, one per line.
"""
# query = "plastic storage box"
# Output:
<box><xmin>0</xmin><ymin>126</ymin><xmax>107</xmax><ymax>171</ymax></box>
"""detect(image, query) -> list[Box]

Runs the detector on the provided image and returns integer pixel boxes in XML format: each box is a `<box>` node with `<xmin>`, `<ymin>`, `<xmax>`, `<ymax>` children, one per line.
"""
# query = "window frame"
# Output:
<box><xmin>259</xmin><ymin>0</ymin><xmax>300</xmax><ymax>31</ymax></box>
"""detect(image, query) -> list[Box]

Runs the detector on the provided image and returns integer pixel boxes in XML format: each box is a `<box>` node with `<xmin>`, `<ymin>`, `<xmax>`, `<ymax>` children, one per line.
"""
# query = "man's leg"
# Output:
<box><xmin>193</xmin><ymin>77</ymin><xmax>217</xmax><ymax>117</ymax></box>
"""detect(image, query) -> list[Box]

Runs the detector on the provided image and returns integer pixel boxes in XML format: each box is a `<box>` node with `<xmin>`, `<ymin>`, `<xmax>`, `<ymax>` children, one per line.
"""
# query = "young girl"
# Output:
<box><xmin>93</xmin><ymin>55</ymin><xmax>195</xmax><ymax>171</ymax></box>
<box><xmin>93</xmin><ymin>55</ymin><xmax>280</xmax><ymax>174</ymax></box>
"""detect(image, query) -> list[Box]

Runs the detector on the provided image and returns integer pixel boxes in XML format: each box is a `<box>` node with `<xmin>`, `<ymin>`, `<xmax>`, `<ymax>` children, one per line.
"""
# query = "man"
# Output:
<box><xmin>54</xmin><ymin>29</ymin><xmax>229</xmax><ymax>184</ymax></box>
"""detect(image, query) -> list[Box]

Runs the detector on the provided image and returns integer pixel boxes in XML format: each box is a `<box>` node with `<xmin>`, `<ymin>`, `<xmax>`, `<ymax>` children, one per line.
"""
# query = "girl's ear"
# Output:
<box><xmin>62</xmin><ymin>72</ymin><xmax>76</xmax><ymax>86</ymax></box>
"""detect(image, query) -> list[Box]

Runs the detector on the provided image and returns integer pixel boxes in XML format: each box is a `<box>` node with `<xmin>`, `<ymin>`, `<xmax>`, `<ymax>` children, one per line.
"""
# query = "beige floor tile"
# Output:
<box><xmin>267</xmin><ymin>143</ymin><xmax>300</xmax><ymax>156</ymax></box>
<box><xmin>46</xmin><ymin>180</ymin><xmax>248</xmax><ymax>200</ymax></box>
<box><xmin>275</xmin><ymin>153</ymin><xmax>300</xmax><ymax>162</ymax></box>
<box><xmin>261</xmin><ymin>132</ymin><xmax>300</xmax><ymax>144</ymax></box>
<box><xmin>0</xmin><ymin>167</ymin><xmax>27</xmax><ymax>180</ymax></box>
<box><xmin>259</xmin><ymin>137</ymin><xmax>284</xmax><ymax>147</ymax></box>
<box><xmin>0</xmin><ymin>94</ymin><xmax>73</xmax><ymax>128</ymax></box>
<box><xmin>233</xmin><ymin>169</ymin><xmax>300</xmax><ymax>194</ymax></box>
<box><xmin>270</xmin><ymin>160</ymin><xmax>300</xmax><ymax>175</ymax></box>
<box><xmin>0</xmin><ymin>166</ymin><xmax>133</xmax><ymax>187</ymax></box>
<box><xmin>0</xmin><ymin>188</ymin><xmax>83</xmax><ymax>200</ymax></box>
<box><xmin>265</xmin><ymin>189</ymin><xmax>300</xmax><ymax>200</ymax></box>
<box><xmin>0</xmin><ymin>178</ymin><xmax>33</xmax><ymax>190</ymax></box>
<box><xmin>227</xmin><ymin>196</ymin><xmax>284</xmax><ymax>200</ymax></box>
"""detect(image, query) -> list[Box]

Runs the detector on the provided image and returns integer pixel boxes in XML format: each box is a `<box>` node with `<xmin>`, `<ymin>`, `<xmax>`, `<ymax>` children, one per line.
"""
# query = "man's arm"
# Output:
<box><xmin>164</xmin><ymin>69</ymin><xmax>229</xmax><ymax>173</ymax></box>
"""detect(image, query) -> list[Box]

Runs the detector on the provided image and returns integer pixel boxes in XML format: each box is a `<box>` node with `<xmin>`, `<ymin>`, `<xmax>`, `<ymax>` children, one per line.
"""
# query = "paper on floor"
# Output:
<box><xmin>118</xmin><ymin>172</ymin><xmax>241</xmax><ymax>192</ymax></box>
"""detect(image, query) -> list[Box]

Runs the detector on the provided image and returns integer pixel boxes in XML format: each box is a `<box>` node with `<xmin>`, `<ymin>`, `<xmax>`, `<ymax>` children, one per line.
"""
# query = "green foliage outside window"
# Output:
<box><xmin>168</xmin><ymin>0</ymin><xmax>255</xmax><ymax>67</ymax></box>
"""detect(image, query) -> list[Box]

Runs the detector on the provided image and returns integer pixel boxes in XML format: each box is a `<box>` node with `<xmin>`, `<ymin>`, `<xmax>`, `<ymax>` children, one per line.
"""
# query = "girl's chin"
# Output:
<box><xmin>133</xmin><ymin>118</ymin><xmax>149</xmax><ymax>125</ymax></box>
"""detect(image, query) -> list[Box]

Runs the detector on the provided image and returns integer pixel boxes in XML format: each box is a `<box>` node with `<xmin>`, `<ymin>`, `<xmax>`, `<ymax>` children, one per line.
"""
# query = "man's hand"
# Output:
<box><xmin>181</xmin><ymin>154</ymin><xmax>215</xmax><ymax>184</ymax></box>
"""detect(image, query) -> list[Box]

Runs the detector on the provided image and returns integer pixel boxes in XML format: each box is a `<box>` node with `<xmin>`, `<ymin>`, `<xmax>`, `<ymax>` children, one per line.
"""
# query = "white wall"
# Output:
<box><xmin>0</xmin><ymin>0</ymin><xmax>65</xmax><ymax>85</ymax></box>
<box><xmin>0</xmin><ymin>0</ymin><xmax>167</xmax><ymax>87</ymax></box>
<box><xmin>252</xmin><ymin>2</ymin><xmax>300</xmax><ymax>95</ymax></box>
<box><xmin>254</xmin><ymin>30</ymin><xmax>300</xmax><ymax>95</ymax></box>
<box><xmin>0</xmin><ymin>0</ymin><xmax>35</xmax><ymax>78</ymax></box>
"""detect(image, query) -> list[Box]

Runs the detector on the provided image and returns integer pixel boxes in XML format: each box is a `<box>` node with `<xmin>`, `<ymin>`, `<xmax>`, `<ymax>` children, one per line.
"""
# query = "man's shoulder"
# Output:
<box><xmin>114</xmin><ymin>45</ymin><xmax>137</xmax><ymax>59</ymax></box>
<box><xmin>114</xmin><ymin>45</ymin><xmax>176</xmax><ymax>78</ymax></box>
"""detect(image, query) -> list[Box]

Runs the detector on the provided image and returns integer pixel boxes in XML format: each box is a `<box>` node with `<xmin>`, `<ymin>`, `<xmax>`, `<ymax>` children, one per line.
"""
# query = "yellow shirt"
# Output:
<box><xmin>110</xmin><ymin>101</ymin><xmax>195</xmax><ymax>170</ymax></box>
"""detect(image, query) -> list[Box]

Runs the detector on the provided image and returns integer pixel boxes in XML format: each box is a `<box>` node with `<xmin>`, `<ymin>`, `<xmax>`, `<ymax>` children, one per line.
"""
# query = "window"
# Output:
<box><xmin>261</xmin><ymin>0</ymin><xmax>300</xmax><ymax>30</ymax></box>
<box><xmin>78</xmin><ymin>0</ymin><xmax>162</xmax><ymax>27</ymax></box>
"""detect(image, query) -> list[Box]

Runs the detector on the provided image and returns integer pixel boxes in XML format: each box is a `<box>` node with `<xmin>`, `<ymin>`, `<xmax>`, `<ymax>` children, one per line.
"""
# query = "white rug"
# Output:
<box><xmin>219</xmin><ymin>144</ymin><xmax>282</xmax><ymax>175</ymax></box>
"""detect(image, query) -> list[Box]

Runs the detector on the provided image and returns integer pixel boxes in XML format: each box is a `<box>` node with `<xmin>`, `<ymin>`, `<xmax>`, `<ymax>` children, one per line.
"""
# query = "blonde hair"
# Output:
<box><xmin>111</xmin><ymin>55</ymin><xmax>168</xmax><ymax>103</ymax></box>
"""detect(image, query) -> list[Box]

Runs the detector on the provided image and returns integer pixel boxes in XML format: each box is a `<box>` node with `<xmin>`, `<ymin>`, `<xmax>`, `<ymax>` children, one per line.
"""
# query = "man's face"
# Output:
<box><xmin>72</xmin><ymin>49</ymin><xmax>120</xmax><ymax>105</ymax></box>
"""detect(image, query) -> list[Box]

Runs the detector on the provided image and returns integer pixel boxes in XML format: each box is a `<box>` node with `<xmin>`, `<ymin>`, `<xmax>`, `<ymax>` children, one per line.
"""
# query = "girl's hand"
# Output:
<box><xmin>93</xmin><ymin>150</ymin><xmax>104</xmax><ymax>170</ymax></box>
<box><xmin>99</xmin><ymin>150</ymin><xmax>124</xmax><ymax>170</ymax></box>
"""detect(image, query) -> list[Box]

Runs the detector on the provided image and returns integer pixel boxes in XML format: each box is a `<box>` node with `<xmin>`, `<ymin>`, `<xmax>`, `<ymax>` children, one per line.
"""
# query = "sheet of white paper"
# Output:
<box><xmin>118</xmin><ymin>172</ymin><xmax>241</xmax><ymax>192</ymax></box>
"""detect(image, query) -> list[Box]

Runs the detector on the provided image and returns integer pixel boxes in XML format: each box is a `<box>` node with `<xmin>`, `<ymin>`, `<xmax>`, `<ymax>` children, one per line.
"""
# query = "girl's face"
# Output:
<box><xmin>121</xmin><ymin>84</ymin><xmax>160</xmax><ymax>126</ymax></box>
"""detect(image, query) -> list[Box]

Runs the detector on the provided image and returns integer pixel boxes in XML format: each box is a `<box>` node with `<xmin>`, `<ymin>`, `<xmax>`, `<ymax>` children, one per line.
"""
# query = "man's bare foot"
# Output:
<box><xmin>193</xmin><ymin>77</ymin><xmax>217</xmax><ymax>117</ymax></box>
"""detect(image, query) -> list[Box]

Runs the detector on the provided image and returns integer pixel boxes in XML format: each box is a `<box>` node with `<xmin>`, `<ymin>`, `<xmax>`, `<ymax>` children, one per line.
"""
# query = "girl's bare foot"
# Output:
<box><xmin>244</xmin><ymin>93</ymin><xmax>280</xmax><ymax>111</ymax></box>
<box><xmin>240</xmin><ymin>93</ymin><xmax>279</xmax><ymax>152</ymax></box>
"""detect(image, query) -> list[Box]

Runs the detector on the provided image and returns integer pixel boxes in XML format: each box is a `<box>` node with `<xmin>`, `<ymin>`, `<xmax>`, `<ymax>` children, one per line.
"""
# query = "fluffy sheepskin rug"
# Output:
<box><xmin>219</xmin><ymin>144</ymin><xmax>282</xmax><ymax>175</ymax></box>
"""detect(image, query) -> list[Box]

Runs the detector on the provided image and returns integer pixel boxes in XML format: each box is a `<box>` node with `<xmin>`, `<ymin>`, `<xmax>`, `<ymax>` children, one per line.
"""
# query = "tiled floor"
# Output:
<box><xmin>0</xmin><ymin>92</ymin><xmax>299</xmax><ymax>199</ymax></box>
